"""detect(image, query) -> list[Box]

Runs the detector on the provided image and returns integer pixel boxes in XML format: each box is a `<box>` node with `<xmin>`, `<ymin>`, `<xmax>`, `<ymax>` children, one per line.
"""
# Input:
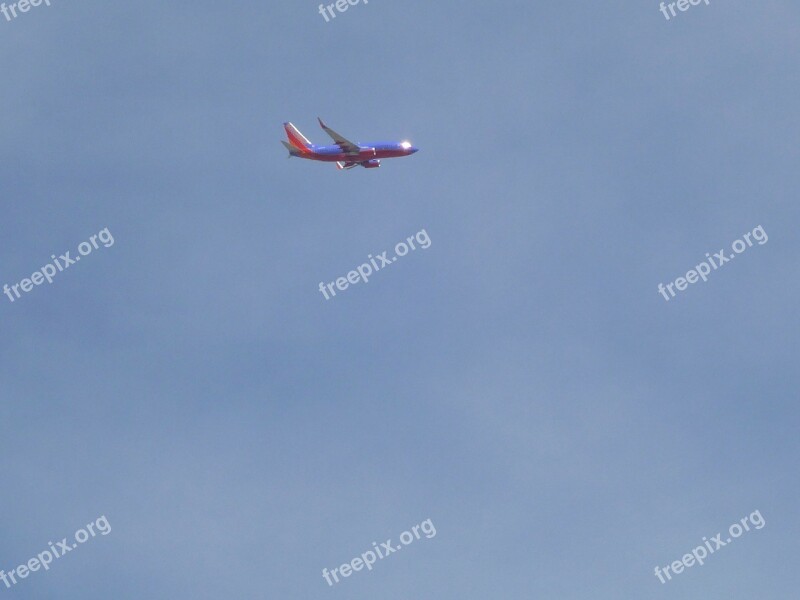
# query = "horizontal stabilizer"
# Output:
<box><xmin>282</xmin><ymin>140</ymin><xmax>302</xmax><ymax>157</ymax></box>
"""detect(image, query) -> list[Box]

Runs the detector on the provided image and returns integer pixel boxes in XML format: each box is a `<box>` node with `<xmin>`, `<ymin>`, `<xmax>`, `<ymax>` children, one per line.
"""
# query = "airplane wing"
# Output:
<box><xmin>318</xmin><ymin>118</ymin><xmax>361</xmax><ymax>154</ymax></box>
<box><xmin>336</xmin><ymin>161</ymin><xmax>359</xmax><ymax>170</ymax></box>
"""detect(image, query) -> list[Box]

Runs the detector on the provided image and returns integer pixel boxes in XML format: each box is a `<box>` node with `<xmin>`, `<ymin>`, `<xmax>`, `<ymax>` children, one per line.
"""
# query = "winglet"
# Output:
<box><xmin>318</xmin><ymin>117</ymin><xmax>326</xmax><ymax>129</ymax></box>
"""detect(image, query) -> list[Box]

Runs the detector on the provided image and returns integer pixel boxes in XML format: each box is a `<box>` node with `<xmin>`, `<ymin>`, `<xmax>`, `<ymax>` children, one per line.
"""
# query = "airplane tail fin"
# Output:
<box><xmin>283</xmin><ymin>122</ymin><xmax>313</xmax><ymax>153</ymax></box>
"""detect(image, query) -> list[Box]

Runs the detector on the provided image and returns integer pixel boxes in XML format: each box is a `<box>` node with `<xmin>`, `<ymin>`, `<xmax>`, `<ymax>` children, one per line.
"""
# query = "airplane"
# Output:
<box><xmin>281</xmin><ymin>118</ymin><xmax>418</xmax><ymax>169</ymax></box>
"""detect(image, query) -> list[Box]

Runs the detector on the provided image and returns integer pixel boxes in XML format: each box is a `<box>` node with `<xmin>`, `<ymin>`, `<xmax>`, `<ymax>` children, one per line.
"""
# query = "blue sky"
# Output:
<box><xmin>1</xmin><ymin>0</ymin><xmax>798</xmax><ymax>598</ymax></box>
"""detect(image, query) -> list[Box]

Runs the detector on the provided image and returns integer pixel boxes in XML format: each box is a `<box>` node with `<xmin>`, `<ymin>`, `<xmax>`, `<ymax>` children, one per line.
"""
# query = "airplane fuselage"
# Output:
<box><xmin>296</xmin><ymin>142</ymin><xmax>416</xmax><ymax>162</ymax></box>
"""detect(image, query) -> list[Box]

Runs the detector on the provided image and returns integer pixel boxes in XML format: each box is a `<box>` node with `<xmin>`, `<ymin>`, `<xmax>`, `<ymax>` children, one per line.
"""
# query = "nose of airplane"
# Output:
<box><xmin>410</xmin><ymin>146</ymin><xmax>419</xmax><ymax>154</ymax></box>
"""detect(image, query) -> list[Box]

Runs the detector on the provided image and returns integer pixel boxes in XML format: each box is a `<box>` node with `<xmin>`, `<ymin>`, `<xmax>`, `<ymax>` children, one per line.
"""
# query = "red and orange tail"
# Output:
<box><xmin>283</xmin><ymin>122</ymin><xmax>313</xmax><ymax>154</ymax></box>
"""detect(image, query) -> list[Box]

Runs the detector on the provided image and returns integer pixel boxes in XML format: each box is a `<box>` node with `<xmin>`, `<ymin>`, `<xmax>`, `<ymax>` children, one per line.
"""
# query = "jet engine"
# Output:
<box><xmin>363</xmin><ymin>159</ymin><xmax>381</xmax><ymax>168</ymax></box>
